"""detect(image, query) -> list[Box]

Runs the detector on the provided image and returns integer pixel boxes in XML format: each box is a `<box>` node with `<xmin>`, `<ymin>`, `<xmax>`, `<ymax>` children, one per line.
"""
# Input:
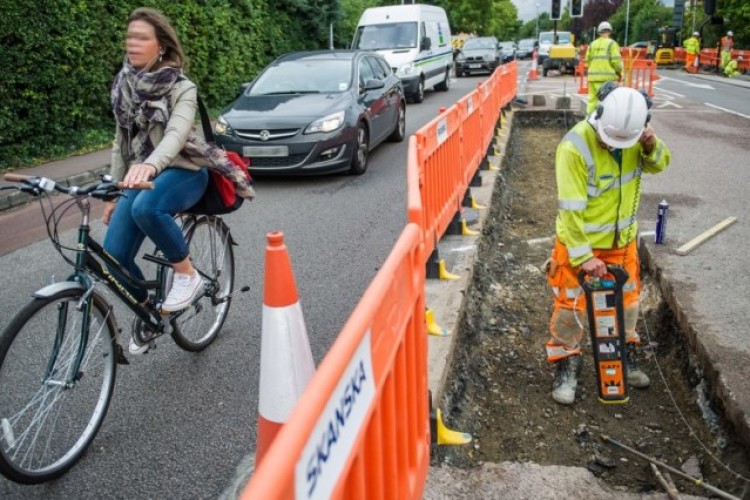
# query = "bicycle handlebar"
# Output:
<box><xmin>4</xmin><ymin>173</ymin><xmax>153</xmax><ymax>197</ymax></box>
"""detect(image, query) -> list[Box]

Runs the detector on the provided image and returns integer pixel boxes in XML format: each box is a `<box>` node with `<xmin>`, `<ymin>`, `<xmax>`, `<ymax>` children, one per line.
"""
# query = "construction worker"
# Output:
<box><xmin>683</xmin><ymin>31</ymin><xmax>701</xmax><ymax>73</ymax></box>
<box><xmin>546</xmin><ymin>85</ymin><xmax>671</xmax><ymax>405</ymax></box>
<box><xmin>724</xmin><ymin>56</ymin><xmax>741</xmax><ymax>77</ymax></box>
<box><xmin>585</xmin><ymin>21</ymin><xmax>622</xmax><ymax>114</ymax></box>
<box><xmin>721</xmin><ymin>31</ymin><xmax>734</xmax><ymax>69</ymax></box>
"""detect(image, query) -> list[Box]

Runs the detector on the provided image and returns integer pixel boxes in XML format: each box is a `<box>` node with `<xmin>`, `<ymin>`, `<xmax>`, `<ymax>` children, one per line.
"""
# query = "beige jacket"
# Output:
<box><xmin>110</xmin><ymin>78</ymin><xmax>202</xmax><ymax>181</ymax></box>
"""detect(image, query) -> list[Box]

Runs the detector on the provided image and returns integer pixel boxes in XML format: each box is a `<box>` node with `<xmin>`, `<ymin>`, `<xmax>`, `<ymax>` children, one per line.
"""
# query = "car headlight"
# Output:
<box><xmin>305</xmin><ymin>111</ymin><xmax>345</xmax><ymax>134</ymax></box>
<box><xmin>215</xmin><ymin>116</ymin><xmax>232</xmax><ymax>136</ymax></box>
<box><xmin>397</xmin><ymin>63</ymin><xmax>415</xmax><ymax>76</ymax></box>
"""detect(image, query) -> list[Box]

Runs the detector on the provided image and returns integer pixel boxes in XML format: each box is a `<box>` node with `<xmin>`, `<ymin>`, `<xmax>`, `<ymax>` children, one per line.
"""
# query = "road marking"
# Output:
<box><xmin>656</xmin><ymin>101</ymin><xmax>681</xmax><ymax>109</ymax></box>
<box><xmin>658</xmin><ymin>76</ymin><xmax>715</xmax><ymax>90</ymax></box>
<box><xmin>703</xmin><ymin>102</ymin><xmax>750</xmax><ymax>120</ymax></box>
<box><xmin>655</xmin><ymin>87</ymin><xmax>685</xmax><ymax>98</ymax></box>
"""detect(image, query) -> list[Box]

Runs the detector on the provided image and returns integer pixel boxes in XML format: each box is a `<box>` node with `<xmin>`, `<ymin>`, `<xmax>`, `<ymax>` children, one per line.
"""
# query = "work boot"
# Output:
<box><xmin>552</xmin><ymin>355</ymin><xmax>582</xmax><ymax>405</ymax></box>
<box><xmin>626</xmin><ymin>344</ymin><xmax>650</xmax><ymax>388</ymax></box>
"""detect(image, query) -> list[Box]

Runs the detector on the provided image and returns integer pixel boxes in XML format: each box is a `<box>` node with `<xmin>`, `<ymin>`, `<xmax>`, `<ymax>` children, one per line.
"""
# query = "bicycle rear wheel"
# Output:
<box><xmin>0</xmin><ymin>289</ymin><xmax>117</xmax><ymax>484</ymax></box>
<box><xmin>171</xmin><ymin>215</ymin><xmax>235</xmax><ymax>351</ymax></box>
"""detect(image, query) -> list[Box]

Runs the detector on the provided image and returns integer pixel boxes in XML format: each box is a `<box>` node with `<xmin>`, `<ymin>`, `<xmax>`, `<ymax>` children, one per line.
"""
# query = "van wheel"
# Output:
<box><xmin>435</xmin><ymin>68</ymin><xmax>450</xmax><ymax>91</ymax></box>
<box><xmin>411</xmin><ymin>78</ymin><xmax>425</xmax><ymax>103</ymax></box>
<box><xmin>349</xmin><ymin>123</ymin><xmax>369</xmax><ymax>175</ymax></box>
<box><xmin>542</xmin><ymin>66</ymin><xmax>549</xmax><ymax>77</ymax></box>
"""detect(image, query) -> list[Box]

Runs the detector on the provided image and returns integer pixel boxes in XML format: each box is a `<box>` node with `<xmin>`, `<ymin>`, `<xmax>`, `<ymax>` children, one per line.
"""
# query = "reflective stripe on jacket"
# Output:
<box><xmin>585</xmin><ymin>37</ymin><xmax>622</xmax><ymax>82</ymax></box>
<box><xmin>684</xmin><ymin>37</ymin><xmax>700</xmax><ymax>55</ymax></box>
<box><xmin>555</xmin><ymin>119</ymin><xmax>671</xmax><ymax>267</ymax></box>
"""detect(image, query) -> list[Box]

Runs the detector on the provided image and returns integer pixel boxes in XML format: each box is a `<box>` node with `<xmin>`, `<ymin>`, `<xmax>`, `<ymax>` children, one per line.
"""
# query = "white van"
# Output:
<box><xmin>352</xmin><ymin>4</ymin><xmax>453</xmax><ymax>103</ymax></box>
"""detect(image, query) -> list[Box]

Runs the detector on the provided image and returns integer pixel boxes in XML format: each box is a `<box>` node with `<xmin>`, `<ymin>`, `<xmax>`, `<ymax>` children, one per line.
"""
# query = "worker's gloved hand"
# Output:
<box><xmin>581</xmin><ymin>257</ymin><xmax>607</xmax><ymax>278</ymax></box>
<box><xmin>640</xmin><ymin>125</ymin><xmax>656</xmax><ymax>154</ymax></box>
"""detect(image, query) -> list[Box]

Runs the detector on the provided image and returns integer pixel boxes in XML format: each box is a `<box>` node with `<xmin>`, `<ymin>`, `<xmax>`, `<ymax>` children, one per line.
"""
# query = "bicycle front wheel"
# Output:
<box><xmin>171</xmin><ymin>216</ymin><xmax>235</xmax><ymax>351</ymax></box>
<box><xmin>0</xmin><ymin>289</ymin><xmax>117</xmax><ymax>484</ymax></box>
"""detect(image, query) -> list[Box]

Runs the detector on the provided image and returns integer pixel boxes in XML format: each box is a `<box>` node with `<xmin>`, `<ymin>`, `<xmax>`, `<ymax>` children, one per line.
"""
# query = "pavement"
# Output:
<box><xmin>3</xmin><ymin>65</ymin><xmax>749</xmax><ymax>498</ymax></box>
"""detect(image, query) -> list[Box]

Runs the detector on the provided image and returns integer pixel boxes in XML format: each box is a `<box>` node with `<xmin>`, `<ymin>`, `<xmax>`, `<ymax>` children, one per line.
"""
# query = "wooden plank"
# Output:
<box><xmin>675</xmin><ymin>217</ymin><xmax>738</xmax><ymax>256</ymax></box>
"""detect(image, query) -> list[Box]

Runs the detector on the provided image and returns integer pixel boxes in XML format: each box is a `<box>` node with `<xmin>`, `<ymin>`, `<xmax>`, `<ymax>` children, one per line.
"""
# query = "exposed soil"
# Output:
<box><xmin>436</xmin><ymin>114</ymin><xmax>750</xmax><ymax>498</ymax></box>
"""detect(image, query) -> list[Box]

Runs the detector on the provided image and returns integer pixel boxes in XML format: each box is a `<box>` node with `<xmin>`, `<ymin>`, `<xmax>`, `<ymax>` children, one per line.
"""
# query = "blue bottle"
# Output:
<box><xmin>655</xmin><ymin>200</ymin><xmax>669</xmax><ymax>244</ymax></box>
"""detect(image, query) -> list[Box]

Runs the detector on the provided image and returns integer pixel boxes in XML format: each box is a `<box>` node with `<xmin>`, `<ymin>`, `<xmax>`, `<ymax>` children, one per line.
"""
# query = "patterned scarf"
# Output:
<box><xmin>112</xmin><ymin>61</ymin><xmax>254</xmax><ymax>200</ymax></box>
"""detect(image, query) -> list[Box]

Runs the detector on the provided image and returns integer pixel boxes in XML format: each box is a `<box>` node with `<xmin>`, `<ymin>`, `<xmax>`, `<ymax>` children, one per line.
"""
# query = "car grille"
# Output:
<box><xmin>466</xmin><ymin>56</ymin><xmax>485</xmax><ymax>62</ymax></box>
<box><xmin>236</xmin><ymin>128</ymin><xmax>299</xmax><ymax>141</ymax></box>
<box><xmin>250</xmin><ymin>154</ymin><xmax>308</xmax><ymax>168</ymax></box>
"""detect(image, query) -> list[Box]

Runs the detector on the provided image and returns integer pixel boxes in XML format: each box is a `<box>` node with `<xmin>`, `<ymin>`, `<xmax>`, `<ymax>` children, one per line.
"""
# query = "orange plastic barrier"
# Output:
<box><xmin>242</xmin><ymin>62</ymin><xmax>517</xmax><ymax>500</ymax></box>
<box><xmin>242</xmin><ymin>223</ymin><xmax>428</xmax><ymax>499</ymax></box>
<box><xmin>576</xmin><ymin>59</ymin><xmax>657</xmax><ymax>97</ymax></box>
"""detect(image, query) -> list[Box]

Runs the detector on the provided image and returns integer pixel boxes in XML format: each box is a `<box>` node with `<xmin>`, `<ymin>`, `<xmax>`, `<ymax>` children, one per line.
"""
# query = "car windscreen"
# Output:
<box><xmin>463</xmin><ymin>38</ymin><xmax>496</xmax><ymax>50</ymax></box>
<box><xmin>518</xmin><ymin>40</ymin><xmax>535</xmax><ymax>48</ymax></box>
<box><xmin>539</xmin><ymin>32</ymin><xmax>571</xmax><ymax>44</ymax></box>
<box><xmin>353</xmin><ymin>22</ymin><xmax>418</xmax><ymax>50</ymax></box>
<box><xmin>248</xmin><ymin>59</ymin><xmax>352</xmax><ymax>95</ymax></box>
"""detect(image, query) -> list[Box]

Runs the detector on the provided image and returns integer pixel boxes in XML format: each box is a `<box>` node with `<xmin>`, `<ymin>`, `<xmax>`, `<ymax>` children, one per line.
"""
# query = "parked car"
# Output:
<box><xmin>516</xmin><ymin>38</ymin><xmax>536</xmax><ymax>59</ymax></box>
<box><xmin>498</xmin><ymin>41</ymin><xmax>516</xmax><ymax>63</ymax></box>
<box><xmin>455</xmin><ymin>36</ymin><xmax>502</xmax><ymax>76</ymax></box>
<box><xmin>214</xmin><ymin>51</ymin><xmax>406</xmax><ymax>176</ymax></box>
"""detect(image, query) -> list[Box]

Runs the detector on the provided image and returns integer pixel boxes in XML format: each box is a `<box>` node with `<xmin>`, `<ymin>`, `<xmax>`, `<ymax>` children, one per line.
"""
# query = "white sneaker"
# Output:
<box><xmin>162</xmin><ymin>272</ymin><xmax>204</xmax><ymax>313</ymax></box>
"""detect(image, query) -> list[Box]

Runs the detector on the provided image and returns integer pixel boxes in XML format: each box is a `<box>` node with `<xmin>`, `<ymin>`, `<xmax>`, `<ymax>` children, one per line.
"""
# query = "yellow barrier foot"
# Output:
<box><xmin>436</xmin><ymin>408</ymin><xmax>472</xmax><ymax>445</ymax></box>
<box><xmin>470</xmin><ymin>196</ymin><xmax>486</xmax><ymax>210</ymax></box>
<box><xmin>495</xmin><ymin>128</ymin><xmax>507</xmax><ymax>138</ymax></box>
<box><xmin>439</xmin><ymin>260</ymin><xmax>460</xmax><ymax>281</ymax></box>
<box><xmin>426</xmin><ymin>308</ymin><xmax>449</xmax><ymax>337</ymax></box>
<box><xmin>461</xmin><ymin>220</ymin><xmax>479</xmax><ymax>236</ymax></box>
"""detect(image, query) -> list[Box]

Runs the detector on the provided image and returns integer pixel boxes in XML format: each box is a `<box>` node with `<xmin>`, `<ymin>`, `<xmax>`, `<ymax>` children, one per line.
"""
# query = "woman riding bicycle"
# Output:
<box><xmin>103</xmin><ymin>7</ymin><xmax>249</xmax><ymax>354</ymax></box>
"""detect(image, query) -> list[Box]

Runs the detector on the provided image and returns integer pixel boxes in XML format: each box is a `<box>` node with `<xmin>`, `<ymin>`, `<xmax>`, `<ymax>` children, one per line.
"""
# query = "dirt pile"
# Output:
<box><xmin>435</xmin><ymin>113</ymin><xmax>749</xmax><ymax>498</ymax></box>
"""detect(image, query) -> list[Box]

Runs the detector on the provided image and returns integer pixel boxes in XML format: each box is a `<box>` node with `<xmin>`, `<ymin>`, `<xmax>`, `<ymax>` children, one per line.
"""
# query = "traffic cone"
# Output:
<box><xmin>256</xmin><ymin>231</ymin><xmax>315</xmax><ymax>464</ymax></box>
<box><xmin>528</xmin><ymin>48</ymin><xmax>539</xmax><ymax>80</ymax></box>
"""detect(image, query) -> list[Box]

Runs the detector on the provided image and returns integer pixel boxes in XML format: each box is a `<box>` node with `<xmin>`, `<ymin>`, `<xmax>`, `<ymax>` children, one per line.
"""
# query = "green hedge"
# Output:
<box><xmin>0</xmin><ymin>0</ymin><xmax>338</xmax><ymax>169</ymax></box>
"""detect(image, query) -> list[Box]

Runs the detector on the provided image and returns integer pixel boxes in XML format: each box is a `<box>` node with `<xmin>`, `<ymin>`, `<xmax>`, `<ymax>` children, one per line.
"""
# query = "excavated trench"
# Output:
<box><xmin>434</xmin><ymin>110</ymin><xmax>750</xmax><ymax>497</ymax></box>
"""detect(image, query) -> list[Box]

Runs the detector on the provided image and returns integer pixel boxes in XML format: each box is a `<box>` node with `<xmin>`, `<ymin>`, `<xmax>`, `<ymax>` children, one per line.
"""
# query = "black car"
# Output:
<box><xmin>455</xmin><ymin>36</ymin><xmax>502</xmax><ymax>76</ymax></box>
<box><xmin>215</xmin><ymin>50</ymin><xmax>406</xmax><ymax>175</ymax></box>
<box><xmin>516</xmin><ymin>38</ymin><xmax>536</xmax><ymax>59</ymax></box>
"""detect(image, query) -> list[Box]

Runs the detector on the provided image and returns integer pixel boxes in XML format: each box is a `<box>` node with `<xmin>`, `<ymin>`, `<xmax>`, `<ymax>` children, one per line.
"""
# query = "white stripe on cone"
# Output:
<box><xmin>259</xmin><ymin>302</ymin><xmax>315</xmax><ymax>423</ymax></box>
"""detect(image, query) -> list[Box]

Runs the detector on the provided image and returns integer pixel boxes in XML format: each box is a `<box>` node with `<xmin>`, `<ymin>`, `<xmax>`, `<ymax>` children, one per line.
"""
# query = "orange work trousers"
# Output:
<box><xmin>684</xmin><ymin>53</ymin><xmax>698</xmax><ymax>73</ymax></box>
<box><xmin>545</xmin><ymin>238</ymin><xmax>641</xmax><ymax>363</ymax></box>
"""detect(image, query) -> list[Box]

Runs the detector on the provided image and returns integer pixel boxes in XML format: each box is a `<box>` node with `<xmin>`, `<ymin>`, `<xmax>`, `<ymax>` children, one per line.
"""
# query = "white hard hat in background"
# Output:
<box><xmin>727</xmin><ymin>31</ymin><xmax>733</xmax><ymax>36</ymax></box>
<box><xmin>598</xmin><ymin>22</ymin><xmax>613</xmax><ymax>33</ymax></box>
<box><xmin>594</xmin><ymin>87</ymin><xmax>649</xmax><ymax>149</ymax></box>
<box><xmin>693</xmin><ymin>31</ymin><xmax>700</xmax><ymax>37</ymax></box>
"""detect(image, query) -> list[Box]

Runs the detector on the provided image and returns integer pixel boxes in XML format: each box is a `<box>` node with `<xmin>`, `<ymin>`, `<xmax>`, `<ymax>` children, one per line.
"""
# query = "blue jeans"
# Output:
<box><xmin>103</xmin><ymin>167</ymin><xmax>208</xmax><ymax>302</ymax></box>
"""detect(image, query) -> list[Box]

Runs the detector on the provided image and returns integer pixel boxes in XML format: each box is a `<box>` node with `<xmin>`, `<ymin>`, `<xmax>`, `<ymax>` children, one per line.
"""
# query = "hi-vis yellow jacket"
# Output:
<box><xmin>585</xmin><ymin>36</ymin><xmax>622</xmax><ymax>82</ymax></box>
<box><xmin>555</xmin><ymin>119</ymin><xmax>671</xmax><ymax>267</ymax></box>
<box><xmin>684</xmin><ymin>36</ymin><xmax>700</xmax><ymax>55</ymax></box>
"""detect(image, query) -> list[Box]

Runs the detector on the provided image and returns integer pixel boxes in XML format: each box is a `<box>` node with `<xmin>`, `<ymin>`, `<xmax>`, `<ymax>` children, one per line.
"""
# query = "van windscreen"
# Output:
<box><xmin>353</xmin><ymin>22</ymin><xmax>418</xmax><ymax>50</ymax></box>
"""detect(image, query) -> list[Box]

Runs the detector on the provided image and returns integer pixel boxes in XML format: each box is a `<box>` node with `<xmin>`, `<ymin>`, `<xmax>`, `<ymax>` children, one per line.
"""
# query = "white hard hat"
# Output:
<box><xmin>727</xmin><ymin>31</ymin><xmax>733</xmax><ymax>36</ymax></box>
<box><xmin>594</xmin><ymin>87</ymin><xmax>649</xmax><ymax>149</ymax></box>
<box><xmin>693</xmin><ymin>31</ymin><xmax>700</xmax><ymax>37</ymax></box>
<box><xmin>598</xmin><ymin>22</ymin><xmax>613</xmax><ymax>33</ymax></box>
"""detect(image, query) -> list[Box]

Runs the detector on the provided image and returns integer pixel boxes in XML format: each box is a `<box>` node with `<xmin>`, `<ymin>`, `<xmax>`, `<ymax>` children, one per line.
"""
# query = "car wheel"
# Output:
<box><xmin>435</xmin><ymin>68</ymin><xmax>450</xmax><ymax>91</ymax></box>
<box><xmin>349</xmin><ymin>123</ymin><xmax>369</xmax><ymax>175</ymax></box>
<box><xmin>542</xmin><ymin>66</ymin><xmax>548</xmax><ymax>77</ymax></box>
<box><xmin>388</xmin><ymin>101</ymin><xmax>406</xmax><ymax>142</ymax></box>
<box><xmin>411</xmin><ymin>78</ymin><xmax>425</xmax><ymax>104</ymax></box>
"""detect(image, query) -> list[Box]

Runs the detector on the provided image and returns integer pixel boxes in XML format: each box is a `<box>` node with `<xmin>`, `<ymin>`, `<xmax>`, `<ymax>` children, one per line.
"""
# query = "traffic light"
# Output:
<box><xmin>551</xmin><ymin>0</ymin><xmax>562</xmax><ymax>21</ymax></box>
<box><xmin>571</xmin><ymin>0</ymin><xmax>584</xmax><ymax>18</ymax></box>
<box><xmin>704</xmin><ymin>0</ymin><xmax>716</xmax><ymax>16</ymax></box>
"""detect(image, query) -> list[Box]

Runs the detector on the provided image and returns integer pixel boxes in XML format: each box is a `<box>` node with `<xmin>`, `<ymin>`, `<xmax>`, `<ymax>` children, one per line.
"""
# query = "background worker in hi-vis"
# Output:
<box><xmin>545</xmin><ymin>86</ymin><xmax>671</xmax><ymax>405</ymax></box>
<box><xmin>585</xmin><ymin>21</ymin><xmax>622</xmax><ymax>114</ymax></box>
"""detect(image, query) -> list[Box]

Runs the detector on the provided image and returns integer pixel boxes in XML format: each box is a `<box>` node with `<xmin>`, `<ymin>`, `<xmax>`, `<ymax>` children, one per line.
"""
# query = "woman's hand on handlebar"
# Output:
<box><xmin>123</xmin><ymin>163</ymin><xmax>156</xmax><ymax>188</ymax></box>
<box><xmin>581</xmin><ymin>257</ymin><xmax>607</xmax><ymax>278</ymax></box>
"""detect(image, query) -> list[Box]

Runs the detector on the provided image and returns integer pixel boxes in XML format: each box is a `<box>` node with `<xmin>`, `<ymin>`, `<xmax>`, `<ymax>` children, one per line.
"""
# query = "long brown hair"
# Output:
<box><xmin>127</xmin><ymin>7</ymin><xmax>186</xmax><ymax>70</ymax></box>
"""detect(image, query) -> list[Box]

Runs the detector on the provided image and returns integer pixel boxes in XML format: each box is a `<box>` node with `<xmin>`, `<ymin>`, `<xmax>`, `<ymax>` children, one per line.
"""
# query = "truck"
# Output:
<box><xmin>537</xmin><ymin>31</ymin><xmax>577</xmax><ymax>76</ymax></box>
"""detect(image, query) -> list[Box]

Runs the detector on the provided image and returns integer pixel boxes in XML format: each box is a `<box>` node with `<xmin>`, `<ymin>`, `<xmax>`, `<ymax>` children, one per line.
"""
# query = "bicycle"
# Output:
<box><xmin>0</xmin><ymin>173</ymin><xmax>243</xmax><ymax>484</ymax></box>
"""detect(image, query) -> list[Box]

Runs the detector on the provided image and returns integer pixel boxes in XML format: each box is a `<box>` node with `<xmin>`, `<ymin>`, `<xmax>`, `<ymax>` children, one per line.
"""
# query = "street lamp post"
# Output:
<box><xmin>535</xmin><ymin>2</ymin><xmax>540</xmax><ymax>39</ymax></box>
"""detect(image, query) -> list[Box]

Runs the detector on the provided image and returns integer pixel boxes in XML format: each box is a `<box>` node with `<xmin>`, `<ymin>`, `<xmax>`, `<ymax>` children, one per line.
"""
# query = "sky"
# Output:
<box><xmin>512</xmin><ymin>0</ymin><xmax>676</xmax><ymax>22</ymax></box>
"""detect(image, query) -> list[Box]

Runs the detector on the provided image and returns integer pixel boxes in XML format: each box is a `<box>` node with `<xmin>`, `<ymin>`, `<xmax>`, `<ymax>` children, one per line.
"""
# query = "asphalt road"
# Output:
<box><xmin>0</xmin><ymin>71</ymin><xmax>491</xmax><ymax>498</ymax></box>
